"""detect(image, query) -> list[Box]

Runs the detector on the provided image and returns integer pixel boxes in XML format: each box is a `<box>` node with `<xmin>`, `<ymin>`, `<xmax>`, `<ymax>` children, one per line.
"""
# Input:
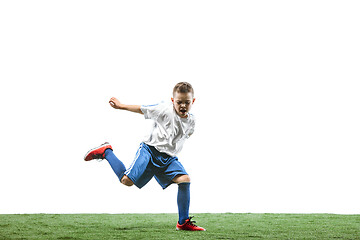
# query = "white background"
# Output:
<box><xmin>1</xmin><ymin>1</ymin><xmax>359</xmax><ymax>214</ymax></box>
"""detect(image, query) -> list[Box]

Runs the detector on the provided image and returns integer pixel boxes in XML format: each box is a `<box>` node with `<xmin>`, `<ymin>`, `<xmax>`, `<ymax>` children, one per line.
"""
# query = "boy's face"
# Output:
<box><xmin>171</xmin><ymin>92</ymin><xmax>195</xmax><ymax>118</ymax></box>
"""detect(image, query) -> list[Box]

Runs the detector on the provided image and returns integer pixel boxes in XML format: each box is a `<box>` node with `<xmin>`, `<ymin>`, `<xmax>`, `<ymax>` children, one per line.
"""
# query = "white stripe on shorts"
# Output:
<box><xmin>124</xmin><ymin>144</ymin><xmax>143</xmax><ymax>175</ymax></box>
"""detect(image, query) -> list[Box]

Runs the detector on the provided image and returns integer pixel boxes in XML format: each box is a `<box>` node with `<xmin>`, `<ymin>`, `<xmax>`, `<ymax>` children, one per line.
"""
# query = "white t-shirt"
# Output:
<box><xmin>140</xmin><ymin>102</ymin><xmax>195</xmax><ymax>157</ymax></box>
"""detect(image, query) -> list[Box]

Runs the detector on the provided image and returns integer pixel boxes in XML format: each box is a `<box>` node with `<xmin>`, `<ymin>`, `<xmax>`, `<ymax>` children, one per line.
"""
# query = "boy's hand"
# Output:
<box><xmin>109</xmin><ymin>97</ymin><xmax>123</xmax><ymax>109</ymax></box>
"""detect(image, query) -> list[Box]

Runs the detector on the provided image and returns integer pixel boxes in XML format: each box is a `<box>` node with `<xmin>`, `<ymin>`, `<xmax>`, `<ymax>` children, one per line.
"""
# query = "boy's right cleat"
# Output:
<box><xmin>176</xmin><ymin>217</ymin><xmax>206</xmax><ymax>231</ymax></box>
<box><xmin>84</xmin><ymin>142</ymin><xmax>112</xmax><ymax>161</ymax></box>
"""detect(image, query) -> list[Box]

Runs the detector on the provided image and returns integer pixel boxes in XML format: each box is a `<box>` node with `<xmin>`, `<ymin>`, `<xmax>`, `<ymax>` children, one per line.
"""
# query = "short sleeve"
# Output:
<box><xmin>140</xmin><ymin>103</ymin><xmax>166</xmax><ymax>120</ymax></box>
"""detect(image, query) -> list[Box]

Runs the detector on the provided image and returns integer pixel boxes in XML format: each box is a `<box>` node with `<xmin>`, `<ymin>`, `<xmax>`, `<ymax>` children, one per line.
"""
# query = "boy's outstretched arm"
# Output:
<box><xmin>109</xmin><ymin>97</ymin><xmax>143</xmax><ymax>114</ymax></box>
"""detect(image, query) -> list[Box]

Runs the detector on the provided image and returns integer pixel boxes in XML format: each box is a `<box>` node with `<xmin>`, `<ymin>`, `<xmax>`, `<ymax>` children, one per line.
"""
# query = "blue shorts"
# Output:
<box><xmin>124</xmin><ymin>143</ymin><xmax>188</xmax><ymax>189</ymax></box>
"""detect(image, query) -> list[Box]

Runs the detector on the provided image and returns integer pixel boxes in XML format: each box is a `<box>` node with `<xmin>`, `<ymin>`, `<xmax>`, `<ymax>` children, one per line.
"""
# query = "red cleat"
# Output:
<box><xmin>176</xmin><ymin>217</ymin><xmax>206</xmax><ymax>231</ymax></box>
<box><xmin>84</xmin><ymin>142</ymin><xmax>112</xmax><ymax>161</ymax></box>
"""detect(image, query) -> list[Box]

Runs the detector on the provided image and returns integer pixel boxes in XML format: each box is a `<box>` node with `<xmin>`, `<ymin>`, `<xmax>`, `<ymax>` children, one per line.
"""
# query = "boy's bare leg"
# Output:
<box><xmin>173</xmin><ymin>174</ymin><xmax>191</xmax><ymax>184</ymax></box>
<box><xmin>121</xmin><ymin>175</ymin><xmax>134</xmax><ymax>186</ymax></box>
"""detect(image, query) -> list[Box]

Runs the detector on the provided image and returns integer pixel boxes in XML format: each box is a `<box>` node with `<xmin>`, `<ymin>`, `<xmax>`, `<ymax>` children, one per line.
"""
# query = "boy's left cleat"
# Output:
<box><xmin>84</xmin><ymin>142</ymin><xmax>112</xmax><ymax>161</ymax></box>
<box><xmin>176</xmin><ymin>216</ymin><xmax>206</xmax><ymax>231</ymax></box>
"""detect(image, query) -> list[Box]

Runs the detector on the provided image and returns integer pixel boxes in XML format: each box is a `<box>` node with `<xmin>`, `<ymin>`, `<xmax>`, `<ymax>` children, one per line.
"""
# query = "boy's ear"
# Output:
<box><xmin>192</xmin><ymin>98</ymin><xmax>196</xmax><ymax>104</ymax></box>
<box><xmin>171</xmin><ymin>97</ymin><xmax>174</xmax><ymax>103</ymax></box>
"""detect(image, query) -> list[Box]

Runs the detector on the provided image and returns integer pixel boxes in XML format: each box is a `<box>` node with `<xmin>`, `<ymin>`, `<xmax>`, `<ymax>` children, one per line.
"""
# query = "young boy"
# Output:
<box><xmin>84</xmin><ymin>82</ymin><xmax>205</xmax><ymax>231</ymax></box>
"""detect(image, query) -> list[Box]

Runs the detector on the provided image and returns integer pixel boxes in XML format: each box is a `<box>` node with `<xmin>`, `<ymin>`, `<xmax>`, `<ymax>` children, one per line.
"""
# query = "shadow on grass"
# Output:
<box><xmin>114</xmin><ymin>226</ymin><xmax>145</xmax><ymax>231</ymax></box>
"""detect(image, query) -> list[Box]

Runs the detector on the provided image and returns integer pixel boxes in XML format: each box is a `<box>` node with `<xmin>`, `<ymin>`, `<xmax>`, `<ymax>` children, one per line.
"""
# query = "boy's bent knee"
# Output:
<box><xmin>173</xmin><ymin>174</ymin><xmax>191</xmax><ymax>184</ymax></box>
<box><xmin>121</xmin><ymin>175</ymin><xmax>134</xmax><ymax>186</ymax></box>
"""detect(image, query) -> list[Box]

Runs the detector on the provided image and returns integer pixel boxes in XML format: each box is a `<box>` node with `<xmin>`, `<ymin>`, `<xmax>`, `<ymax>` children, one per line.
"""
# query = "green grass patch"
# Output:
<box><xmin>0</xmin><ymin>213</ymin><xmax>359</xmax><ymax>239</ymax></box>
